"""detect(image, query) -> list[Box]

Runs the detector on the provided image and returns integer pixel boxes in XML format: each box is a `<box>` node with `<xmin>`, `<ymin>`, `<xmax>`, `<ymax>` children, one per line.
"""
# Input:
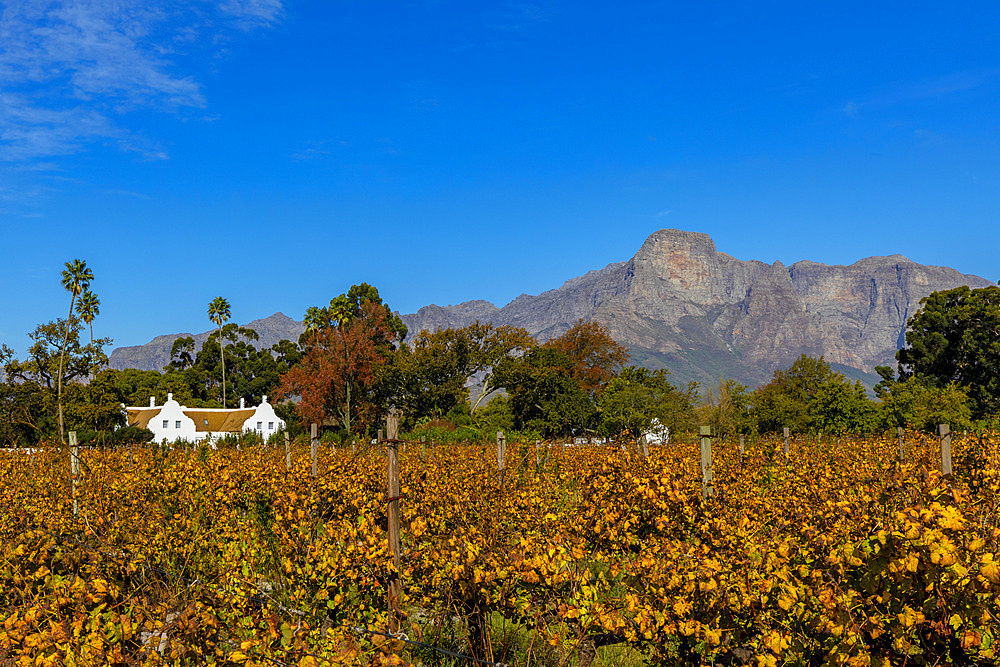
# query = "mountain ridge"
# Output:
<box><xmin>109</xmin><ymin>230</ymin><xmax>993</xmax><ymax>388</ymax></box>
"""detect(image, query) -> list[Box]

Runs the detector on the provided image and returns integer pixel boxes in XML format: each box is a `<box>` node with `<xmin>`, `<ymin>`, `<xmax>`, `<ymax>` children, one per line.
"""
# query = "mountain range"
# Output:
<box><xmin>108</xmin><ymin>229</ymin><xmax>993</xmax><ymax>388</ymax></box>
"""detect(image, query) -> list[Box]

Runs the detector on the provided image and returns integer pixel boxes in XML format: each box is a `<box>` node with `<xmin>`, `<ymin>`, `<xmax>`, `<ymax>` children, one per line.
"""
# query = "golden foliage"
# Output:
<box><xmin>1</xmin><ymin>432</ymin><xmax>999</xmax><ymax>665</ymax></box>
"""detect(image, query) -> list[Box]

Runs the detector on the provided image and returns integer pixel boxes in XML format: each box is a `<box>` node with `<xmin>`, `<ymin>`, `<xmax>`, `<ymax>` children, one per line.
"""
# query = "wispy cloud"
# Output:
<box><xmin>842</xmin><ymin>69</ymin><xmax>995</xmax><ymax>118</ymax></box>
<box><xmin>220</xmin><ymin>0</ymin><xmax>284</xmax><ymax>28</ymax></box>
<box><xmin>0</xmin><ymin>1</ymin><xmax>283</xmax><ymax>163</ymax></box>
<box><xmin>290</xmin><ymin>139</ymin><xmax>351</xmax><ymax>161</ymax></box>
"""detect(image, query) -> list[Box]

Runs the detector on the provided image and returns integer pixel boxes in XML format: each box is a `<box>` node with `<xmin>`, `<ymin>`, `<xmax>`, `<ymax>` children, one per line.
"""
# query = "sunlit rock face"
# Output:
<box><xmin>400</xmin><ymin>229</ymin><xmax>992</xmax><ymax>388</ymax></box>
<box><xmin>109</xmin><ymin>230</ymin><xmax>991</xmax><ymax>388</ymax></box>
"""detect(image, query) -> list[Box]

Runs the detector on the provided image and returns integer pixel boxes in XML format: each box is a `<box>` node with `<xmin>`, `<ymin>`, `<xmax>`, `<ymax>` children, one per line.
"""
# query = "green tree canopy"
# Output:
<box><xmin>193</xmin><ymin>325</ymin><xmax>300</xmax><ymax>406</ymax></box>
<box><xmin>491</xmin><ymin>346</ymin><xmax>595</xmax><ymax>437</ymax></box>
<box><xmin>300</xmin><ymin>283</ymin><xmax>408</xmax><ymax>348</ymax></box>
<box><xmin>877</xmin><ymin>375</ymin><xmax>973</xmax><ymax>433</ymax></box>
<box><xmin>598</xmin><ymin>366</ymin><xmax>697</xmax><ymax>439</ymax></box>
<box><xmin>1</xmin><ymin>318</ymin><xmax>111</xmax><ymax>444</ymax></box>
<box><xmin>699</xmin><ymin>378</ymin><xmax>754</xmax><ymax>438</ymax></box>
<box><xmin>751</xmin><ymin>355</ymin><xmax>877</xmax><ymax>435</ymax></box>
<box><xmin>395</xmin><ymin>322</ymin><xmax>535</xmax><ymax>423</ymax></box>
<box><xmin>896</xmin><ymin>285</ymin><xmax>1000</xmax><ymax>418</ymax></box>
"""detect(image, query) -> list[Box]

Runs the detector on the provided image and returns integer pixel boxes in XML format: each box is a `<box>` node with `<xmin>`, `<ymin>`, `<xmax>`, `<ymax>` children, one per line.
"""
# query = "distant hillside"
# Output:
<box><xmin>109</xmin><ymin>313</ymin><xmax>304</xmax><ymax>371</ymax></box>
<box><xmin>109</xmin><ymin>230</ymin><xmax>993</xmax><ymax>388</ymax></box>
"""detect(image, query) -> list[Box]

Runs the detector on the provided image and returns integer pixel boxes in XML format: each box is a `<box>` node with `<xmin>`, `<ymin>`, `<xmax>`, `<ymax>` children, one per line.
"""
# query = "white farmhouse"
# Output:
<box><xmin>126</xmin><ymin>394</ymin><xmax>285</xmax><ymax>444</ymax></box>
<box><xmin>642</xmin><ymin>418</ymin><xmax>670</xmax><ymax>446</ymax></box>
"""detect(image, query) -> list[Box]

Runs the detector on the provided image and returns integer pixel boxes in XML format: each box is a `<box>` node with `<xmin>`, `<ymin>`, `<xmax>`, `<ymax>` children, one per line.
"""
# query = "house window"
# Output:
<box><xmin>175</xmin><ymin>421</ymin><xmax>181</xmax><ymax>429</ymax></box>
<box><xmin>257</xmin><ymin>421</ymin><xmax>262</xmax><ymax>430</ymax></box>
<box><xmin>162</xmin><ymin>420</ymin><xmax>168</xmax><ymax>429</ymax></box>
<box><xmin>204</xmin><ymin>419</ymin><xmax>209</xmax><ymax>426</ymax></box>
<box><xmin>268</xmin><ymin>422</ymin><xmax>274</xmax><ymax>430</ymax></box>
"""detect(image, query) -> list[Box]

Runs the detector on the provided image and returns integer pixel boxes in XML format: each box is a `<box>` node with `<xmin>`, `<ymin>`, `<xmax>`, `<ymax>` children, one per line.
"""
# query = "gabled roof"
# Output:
<box><xmin>127</xmin><ymin>409</ymin><xmax>160</xmax><ymax>429</ymax></box>
<box><xmin>125</xmin><ymin>406</ymin><xmax>259</xmax><ymax>433</ymax></box>
<box><xmin>185</xmin><ymin>409</ymin><xmax>256</xmax><ymax>432</ymax></box>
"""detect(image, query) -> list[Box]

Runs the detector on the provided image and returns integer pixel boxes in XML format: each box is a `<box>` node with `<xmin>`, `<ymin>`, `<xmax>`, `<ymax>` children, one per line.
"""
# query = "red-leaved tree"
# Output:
<box><xmin>276</xmin><ymin>300</ymin><xmax>398</xmax><ymax>435</ymax></box>
<box><xmin>543</xmin><ymin>319</ymin><xmax>629</xmax><ymax>398</ymax></box>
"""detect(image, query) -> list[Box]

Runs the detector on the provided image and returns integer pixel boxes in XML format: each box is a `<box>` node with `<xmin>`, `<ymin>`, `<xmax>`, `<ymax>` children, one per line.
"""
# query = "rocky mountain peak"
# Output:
<box><xmin>109</xmin><ymin>229</ymin><xmax>993</xmax><ymax>389</ymax></box>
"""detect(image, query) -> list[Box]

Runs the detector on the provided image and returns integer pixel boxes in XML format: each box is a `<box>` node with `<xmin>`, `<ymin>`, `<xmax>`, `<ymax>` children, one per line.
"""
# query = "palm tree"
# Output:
<box><xmin>303</xmin><ymin>306</ymin><xmax>326</xmax><ymax>341</ymax></box>
<box><xmin>76</xmin><ymin>291</ymin><xmax>100</xmax><ymax>347</ymax></box>
<box><xmin>328</xmin><ymin>295</ymin><xmax>355</xmax><ymax>328</ymax></box>
<box><xmin>58</xmin><ymin>259</ymin><xmax>93</xmax><ymax>444</ymax></box>
<box><xmin>208</xmin><ymin>296</ymin><xmax>232</xmax><ymax>408</ymax></box>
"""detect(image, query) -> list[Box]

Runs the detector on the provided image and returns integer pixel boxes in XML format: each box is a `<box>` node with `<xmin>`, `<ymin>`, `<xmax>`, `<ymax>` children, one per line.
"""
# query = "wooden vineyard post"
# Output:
<box><xmin>310</xmin><ymin>424</ymin><xmax>318</xmax><ymax>479</ymax></box>
<box><xmin>420</xmin><ymin>435</ymin><xmax>426</xmax><ymax>461</ymax></box>
<box><xmin>700</xmin><ymin>426</ymin><xmax>714</xmax><ymax>499</ymax></box>
<box><xmin>739</xmin><ymin>433</ymin><xmax>745</xmax><ymax>459</ymax></box>
<box><xmin>385</xmin><ymin>413</ymin><xmax>402</xmax><ymax>633</ymax></box>
<box><xmin>783</xmin><ymin>427</ymin><xmax>790</xmax><ymax>457</ymax></box>
<box><xmin>69</xmin><ymin>430</ymin><xmax>79</xmax><ymax>517</ymax></box>
<box><xmin>496</xmin><ymin>431</ymin><xmax>506</xmax><ymax>472</ymax></box>
<box><xmin>284</xmin><ymin>432</ymin><xmax>291</xmax><ymax>470</ymax></box>
<box><xmin>640</xmin><ymin>434</ymin><xmax>650</xmax><ymax>459</ymax></box>
<box><xmin>352</xmin><ymin>439</ymin><xmax>356</xmax><ymax>456</ymax></box>
<box><xmin>377</xmin><ymin>429</ymin><xmax>383</xmax><ymax>443</ymax></box>
<box><xmin>940</xmin><ymin>424</ymin><xmax>952</xmax><ymax>476</ymax></box>
<box><xmin>897</xmin><ymin>427</ymin><xmax>905</xmax><ymax>463</ymax></box>
<box><xmin>535</xmin><ymin>440</ymin><xmax>541</xmax><ymax>468</ymax></box>
<box><xmin>818</xmin><ymin>432</ymin><xmax>822</xmax><ymax>445</ymax></box>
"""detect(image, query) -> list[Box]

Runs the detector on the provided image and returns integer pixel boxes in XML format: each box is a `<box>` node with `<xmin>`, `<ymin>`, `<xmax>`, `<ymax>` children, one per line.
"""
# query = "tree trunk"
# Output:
<box><xmin>344</xmin><ymin>380</ymin><xmax>351</xmax><ymax>434</ymax></box>
<box><xmin>219</xmin><ymin>324</ymin><xmax>226</xmax><ymax>408</ymax></box>
<box><xmin>57</xmin><ymin>296</ymin><xmax>76</xmax><ymax>446</ymax></box>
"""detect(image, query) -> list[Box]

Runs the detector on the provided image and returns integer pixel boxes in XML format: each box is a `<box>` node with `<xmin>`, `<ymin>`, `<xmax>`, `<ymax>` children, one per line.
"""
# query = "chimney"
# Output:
<box><xmin>168</xmin><ymin>392</ymin><xmax>173</xmax><ymax>402</ymax></box>
<box><xmin>150</xmin><ymin>396</ymin><xmax>155</xmax><ymax>407</ymax></box>
<box><xmin>240</xmin><ymin>397</ymin><xmax>245</xmax><ymax>409</ymax></box>
<box><xmin>262</xmin><ymin>394</ymin><xmax>268</xmax><ymax>404</ymax></box>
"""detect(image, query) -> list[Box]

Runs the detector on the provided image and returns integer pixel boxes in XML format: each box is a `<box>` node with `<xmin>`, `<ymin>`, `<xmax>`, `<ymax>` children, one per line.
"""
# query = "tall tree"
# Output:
<box><xmin>897</xmin><ymin>285</ymin><xmax>1000</xmax><ymax>418</ymax></box>
<box><xmin>543</xmin><ymin>319</ymin><xmax>629</xmax><ymax>398</ymax></box>
<box><xmin>751</xmin><ymin>354</ymin><xmax>876</xmax><ymax>434</ymax></box>
<box><xmin>394</xmin><ymin>322</ymin><xmax>535</xmax><ymax>421</ymax></box>
<box><xmin>277</xmin><ymin>299</ymin><xmax>399</xmax><ymax>434</ymax></box>
<box><xmin>598</xmin><ymin>365</ymin><xmax>697</xmax><ymax>438</ymax></box>
<box><xmin>277</xmin><ymin>286</ymin><xmax>404</xmax><ymax>434</ymax></box>
<box><xmin>302</xmin><ymin>306</ymin><xmax>328</xmax><ymax>342</ymax></box>
<box><xmin>167</xmin><ymin>336</ymin><xmax>196</xmax><ymax>371</ymax></box>
<box><xmin>207</xmin><ymin>296</ymin><xmax>232</xmax><ymax>408</ymax></box>
<box><xmin>58</xmin><ymin>259</ymin><xmax>93</xmax><ymax>444</ymax></box>
<box><xmin>877</xmin><ymin>375</ymin><xmax>972</xmax><ymax>432</ymax></box>
<box><xmin>3</xmin><ymin>319</ymin><xmax>110</xmax><ymax>443</ymax></box>
<box><xmin>491</xmin><ymin>346</ymin><xmax>596</xmax><ymax>437</ymax></box>
<box><xmin>699</xmin><ymin>378</ymin><xmax>754</xmax><ymax>438</ymax></box>
<box><xmin>75</xmin><ymin>291</ymin><xmax>100</xmax><ymax>347</ymax></box>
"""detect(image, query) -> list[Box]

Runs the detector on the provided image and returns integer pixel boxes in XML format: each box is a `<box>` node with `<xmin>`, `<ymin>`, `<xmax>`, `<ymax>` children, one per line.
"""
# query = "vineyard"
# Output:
<box><xmin>2</xmin><ymin>432</ymin><xmax>999</xmax><ymax>666</ymax></box>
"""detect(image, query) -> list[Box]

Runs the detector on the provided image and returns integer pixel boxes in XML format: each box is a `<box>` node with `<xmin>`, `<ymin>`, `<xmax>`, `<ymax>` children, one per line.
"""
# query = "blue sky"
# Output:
<box><xmin>1</xmin><ymin>1</ymin><xmax>998</xmax><ymax>355</ymax></box>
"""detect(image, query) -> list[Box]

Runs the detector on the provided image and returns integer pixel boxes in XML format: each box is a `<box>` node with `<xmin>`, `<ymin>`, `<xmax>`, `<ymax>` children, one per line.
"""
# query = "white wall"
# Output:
<box><xmin>137</xmin><ymin>395</ymin><xmax>284</xmax><ymax>445</ymax></box>
<box><xmin>241</xmin><ymin>395</ymin><xmax>285</xmax><ymax>441</ymax></box>
<box><xmin>146</xmin><ymin>394</ymin><xmax>202</xmax><ymax>443</ymax></box>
